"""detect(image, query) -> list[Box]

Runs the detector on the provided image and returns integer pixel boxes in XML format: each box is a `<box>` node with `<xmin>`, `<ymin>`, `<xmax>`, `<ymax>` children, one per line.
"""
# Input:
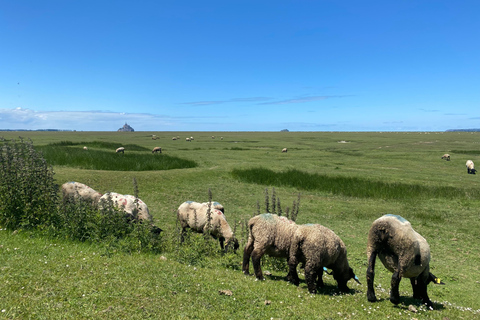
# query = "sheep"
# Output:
<box><xmin>99</xmin><ymin>192</ymin><xmax>152</xmax><ymax>221</ymax></box>
<box><xmin>190</xmin><ymin>136</ymin><xmax>194</xmax><ymax>141</ymax></box>
<box><xmin>177</xmin><ymin>201</ymin><xmax>239</xmax><ymax>252</ymax></box>
<box><xmin>172</xmin><ymin>137</ymin><xmax>177</xmax><ymax>140</ymax></box>
<box><xmin>366</xmin><ymin>214</ymin><xmax>444</xmax><ymax>308</ymax></box>
<box><xmin>83</xmin><ymin>146</ymin><xmax>88</xmax><ymax>150</ymax></box>
<box><xmin>242</xmin><ymin>213</ymin><xmax>298</xmax><ymax>280</ymax></box>
<box><xmin>152</xmin><ymin>147</ymin><xmax>162</xmax><ymax>153</ymax></box>
<box><xmin>116</xmin><ymin>147</ymin><xmax>125</xmax><ymax>153</ymax></box>
<box><xmin>186</xmin><ymin>137</ymin><xmax>191</xmax><ymax>142</ymax></box>
<box><xmin>288</xmin><ymin>224</ymin><xmax>360</xmax><ymax>293</ymax></box>
<box><xmin>466</xmin><ymin>160</ymin><xmax>476</xmax><ymax>174</ymax></box>
<box><xmin>282</xmin><ymin>148</ymin><xmax>288</xmax><ymax>153</ymax></box>
<box><xmin>61</xmin><ymin>181</ymin><xmax>103</xmax><ymax>205</ymax></box>
<box><xmin>441</xmin><ymin>153</ymin><xmax>450</xmax><ymax>161</ymax></box>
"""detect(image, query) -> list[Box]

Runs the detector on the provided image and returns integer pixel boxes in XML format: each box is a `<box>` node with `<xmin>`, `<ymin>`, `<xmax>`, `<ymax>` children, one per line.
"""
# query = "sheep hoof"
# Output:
<box><xmin>367</xmin><ymin>294</ymin><xmax>377</xmax><ymax>303</ymax></box>
<box><xmin>390</xmin><ymin>296</ymin><xmax>400</xmax><ymax>305</ymax></box>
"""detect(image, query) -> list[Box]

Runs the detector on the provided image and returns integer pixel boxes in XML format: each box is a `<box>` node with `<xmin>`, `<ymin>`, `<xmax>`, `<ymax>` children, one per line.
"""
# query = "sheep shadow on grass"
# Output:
<box><xmin>392</xmin><ymin>297</ymin><xmax>445</xmax><ymax>311</ymax></box>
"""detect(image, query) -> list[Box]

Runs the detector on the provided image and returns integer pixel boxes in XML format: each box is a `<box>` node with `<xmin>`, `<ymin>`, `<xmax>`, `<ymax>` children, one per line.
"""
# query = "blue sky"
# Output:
<box><xmin>1</xmin><ymin>1</ymin><xmax>479</xmax><ymax>131</ymax></box>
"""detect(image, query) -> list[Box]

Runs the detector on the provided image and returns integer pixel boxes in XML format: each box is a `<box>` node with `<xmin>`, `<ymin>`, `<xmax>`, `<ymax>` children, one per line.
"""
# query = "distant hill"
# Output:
<box><xmin>446</xmin><ymin>129</ymin><xmax>480</xmax><ymax>132</ymax></box>
<box><xmin>118</xmin><ymin>123</ymin><xmax>134</xmax><ymax>132</ymax></box>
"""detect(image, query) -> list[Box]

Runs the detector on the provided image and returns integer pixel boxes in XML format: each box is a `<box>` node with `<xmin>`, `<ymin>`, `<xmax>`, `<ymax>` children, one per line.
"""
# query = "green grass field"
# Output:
<box><xmin>1</xmin><ymin>131</ymin><xmax>479</xmax><ymax>319</ymax></box>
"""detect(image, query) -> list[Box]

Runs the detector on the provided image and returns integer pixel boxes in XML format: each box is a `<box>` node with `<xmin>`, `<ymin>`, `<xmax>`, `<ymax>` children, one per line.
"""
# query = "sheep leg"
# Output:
<box><xmin>251</xmin><ymin>248</ymin><xmax>266</xmax><ymax>280</ymax></box>
<box><xmin>286</xmin><ymin>261</ymin><xmax>300</xmax><ymax>285</ymax></box>
<box><xmin>366</xmin><ymin>251</ymin><xmax>377</xmax><ymax>302</ymax></box>
<box><xmin>304</xmin><ymin>262</ymin><xmax>317</xmax><ymax>294</ymax></box>
<box><xmin>242</xmin><ymin>239</ymin><xmax>254</xmax><ymax>275</ymax></box>
<box><xmin>390</xmin><ymin>269</ymin><xmax>402</xmax><ymax>305</ymax></box>
<box><xmin>316</xmin><ymin>267</ymin><xmax>324</xmax><ymax>289</ymax></box>
<box><xmin>410</xmin><ymin>277</ymin><xmax>422</xmax><ymax>299</ymax></box>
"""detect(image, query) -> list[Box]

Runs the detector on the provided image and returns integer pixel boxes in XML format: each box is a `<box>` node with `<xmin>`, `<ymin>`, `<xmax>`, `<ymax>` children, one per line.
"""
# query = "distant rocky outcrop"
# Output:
<box><xmin>118</xmin><ymin>123</ymin><xmax>134</xmax><ymax>132</ymax></box>
<box><xmin>280</xmin><ymin>129</ymin><xmax>289</xmax><ymax>132</ymax></box>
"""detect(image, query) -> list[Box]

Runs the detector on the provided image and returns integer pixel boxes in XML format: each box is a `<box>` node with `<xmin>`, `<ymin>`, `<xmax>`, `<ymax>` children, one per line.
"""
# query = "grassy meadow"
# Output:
<box><xmin>1</xmin><ymin>130</ymin><xmax>480</xmax><ymax>319</ymax></box>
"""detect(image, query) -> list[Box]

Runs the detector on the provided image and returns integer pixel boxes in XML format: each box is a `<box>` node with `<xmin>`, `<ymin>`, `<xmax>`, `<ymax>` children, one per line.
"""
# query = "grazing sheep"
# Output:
<box><xmin>61</xmin><ymin>181</ymin><xmax>102</xmax><ymax>205</ymax></box>
<box><xmin>177</xmin><ymin>201</ymin><xmax>239</xmax><ymax>252</ymax></box>
<box><xmin>116</xmin><ymin>147</ymin><xmax>125</xmax><ymax>153</ymax></box>
<box><xmin>288</xmin><ymin>224</ymin><xmax>360</xmax><ymax>293</ymax></box>
<box><xmin>366</xmin><ymin>214</ymin><xmax>444</xmax><ymax>308</ymax></box>
<box><xmin>212</xmin><ymin>136</ymin><xmax>215</xmax><ymax>139</ymax></box>
<box><xmin>221</xmin><ymin>137</ymin><xmax>223</xmax><ymax>140</ymax></box>
<box><xmin>99</xmin><ymin>192</ymin><xmax>152</xmax><ymax>221</ymax></box>
<box><xmin>242</xmin><ymin>213</ymin><xmax>298</xmax><ymax>280</ymax></box>
<box><xmin>466</xmin><ymin>160</ymin><xmax>476</xmax><ymax>174</ymax></box>
<box><xmin>172</xmin><ymin>137</ymin><xmax>177</xmax><ymax>140</ymax></box>
<box><xmin>202</xmin><ymin>201</ymin><xmax>224</xmax><ymax>213</ymax></box>
<box><xmin>441</xmin><ymin>154</ymin><xmax>450</xmax><ymax>161</ymax></box>
<box><xmin>190</xmin><ymin>136</ymin><xmax>194</xmax><ymax>141</ymax></box>
<box><xmin>186</xmin><ymin>137</ymin><xmax>191</xmax><ymax>142</ymax></box>
<box><xmin>282</xmin><ymin>148</ymin><xmax>288</xmax><ymax>153</ymax></box>
<box><xmin>152</xmin><ymin>147</ymin><xmax>162</xmax><ymax>153</ymax></box>
<box><xmin>83</xmin><ymin>146</ymin><xmax>88</xmax><ymax>150</ymax></box>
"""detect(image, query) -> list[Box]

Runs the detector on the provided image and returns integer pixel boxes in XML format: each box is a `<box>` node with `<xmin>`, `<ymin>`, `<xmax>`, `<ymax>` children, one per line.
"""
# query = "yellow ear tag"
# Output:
<box><xmin>435</xmin><ymin>278</ymin><xmax>441</xmax><ymax>284</ymax></box>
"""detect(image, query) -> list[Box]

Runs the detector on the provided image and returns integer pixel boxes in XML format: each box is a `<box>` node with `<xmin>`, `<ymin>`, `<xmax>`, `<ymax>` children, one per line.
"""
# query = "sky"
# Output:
<box><xmin>1</xmin><ymin>1</ymin><xmax>479</xmax><ymax>132</ymax></box>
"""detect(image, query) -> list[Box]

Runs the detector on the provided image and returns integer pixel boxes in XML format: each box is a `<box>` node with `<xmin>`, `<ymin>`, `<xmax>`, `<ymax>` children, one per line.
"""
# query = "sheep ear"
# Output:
<box><xmin>429</xmin><ymin>272</ymin><xmax>445</xmax><ymax>285</ymax></box>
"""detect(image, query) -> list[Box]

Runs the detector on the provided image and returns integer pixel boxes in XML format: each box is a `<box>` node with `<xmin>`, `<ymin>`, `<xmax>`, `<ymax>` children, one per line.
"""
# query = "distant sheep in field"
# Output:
<box><xmin>366</xmin><ymin>214</ymin><xmax>444</xmax><ymax>308</ymax></box>
<box><xmin>152</xmin><ymin>135</ymin><xmax>158</xmax><ymax>140</ymax></box>
<box><xmin>466</xmin><ymin>160</ymin><xmax>476</xmax><ymax>174</ymax></box>
<box><xmin>190</xmin><ymin>136</ymin><xmax>194</xmax><ymax>141</ymax></box>
<box><xmin>288</xmin><ymin>224</ymin><xmax>360</xmax><ymax>293</ymax></box>
<box><xmin>186</xmin><ymin>138</ymin><xmax>191</xmax><ymax>142</ymax></box>
<box><xmin>61</xmin><ymin>181</ymin><xmax>103</xmax><ymax>205</ymax></box>
<box><xmin>221</xmin><ymin>137</ymin><xmax>223</xmax><ymax>140</ymax></box>
<box><xmin>172</xmin><ymin>137</ymin><xmax>177</xmax><ymax>140</ymax></box>
<box><xmin>152</xmin><ymin>147</ymin><xmax>162</xmax><ymax>153</ymax></box>
<box><xmin>282</xmin><ymin>148</ymin><xmax>288</xmax><ymax>153</ymax></box>
<box><xmin>212</xmin><ymin>136</ymin><xmax>215</xmax><ymax>139</ymax></box>
<box><xmin>83</xmin><ymin>146</ymin><xmax>88</xmax><ymax>150</ymax></box>
<box><xmin>243</xmin><ymin>213</ymin><xmax>298</xmax><ymax>280</ymax></box>
<box><xmin>116</xmin><ymin>147</ymin><xmax>125</xmax><ymax>153</ymax></box>
<box><xmin>99</xmin><ymin>192</ymin><xmax>152</xmax><ymax>222</ymax></box>
<box><xmin>441</xmin><ymin>154</ymin><xmax>450</xmax><ymax>161</ymax></box>
<box><xmin>177</xmin><ymin>201</ymin><xmax>239</xmax><ymax>252</ymax></box>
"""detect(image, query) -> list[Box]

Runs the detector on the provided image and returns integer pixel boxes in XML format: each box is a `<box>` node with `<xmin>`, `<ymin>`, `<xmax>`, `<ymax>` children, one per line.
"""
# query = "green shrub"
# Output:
<box><xmin>0</xmin><ymin>138</ymin><xmax>59</xmax><ymax>230</ymax></box>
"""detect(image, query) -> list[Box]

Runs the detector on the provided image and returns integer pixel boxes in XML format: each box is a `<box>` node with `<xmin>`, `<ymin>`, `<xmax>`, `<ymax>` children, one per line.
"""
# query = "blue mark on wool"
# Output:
<box><xmin>185</xmin><ymin>201</ymin><xmax>193</xmax><ymax>204</ymax></box>
<box><xmin>212</xmin><ymin>202</ymin><xmax>221</xmax><ymax>206</ymax></box>
<box><xmin>260</xmin><ymin>213</ymin><xmax>274</xmax><ymax>220</ymax></box>
<box><xmin>385</xmin><ymin>214</ymin><xmax>408</xmax><ymax>223</ymax></box>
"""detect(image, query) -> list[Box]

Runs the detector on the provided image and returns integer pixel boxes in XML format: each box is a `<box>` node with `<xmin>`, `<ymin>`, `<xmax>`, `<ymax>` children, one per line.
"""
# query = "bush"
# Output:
<box><xmin>0</xmin><ymin>138</ymin><xmax>59</xmax><ymax>230</ymax></box>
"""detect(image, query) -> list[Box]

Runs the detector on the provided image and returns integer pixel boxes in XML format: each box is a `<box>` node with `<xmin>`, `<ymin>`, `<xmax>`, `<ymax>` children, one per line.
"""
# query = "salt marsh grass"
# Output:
<box><xmin>0</xmin><ymin>130</ymin><xmax>479</xmax><ymax>319</ymax></box>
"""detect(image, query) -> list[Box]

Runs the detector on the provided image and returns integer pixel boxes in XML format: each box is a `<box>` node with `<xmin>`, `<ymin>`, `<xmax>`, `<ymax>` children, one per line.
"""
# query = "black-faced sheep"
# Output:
<box><xmin>177</xmin><ymin>201</ymin><xmax>239</xmax><ymax>252</ymax></box>
<box><xmin>186</xmin><ymin>138</ymin><xmax>191</xmax><ymax>142</ymax></box>
<box><xmin>116</xmin><ymin>147</ymin><xmax>125</xmax><ymax>153</ymax></box>
<box><xmin>441</xmin><ymin>154</ymin><xmax>450</xmax><ymax>161</ymax></box>
<box><xmin>152</xmin><ymin>147</ymin><xmax>162</xmax><ymax>153</ymax></box>
<box><xmin>99</xmin><ymin>192</ymin><xmax>152</xmax><ymax>221</ymax></box>
<box><xmin>366</xmin><ymin>214</ymin><xmax>444</xmax><ymax>308</ymax></box>
<box><xmin>466</xmin><ymin>160</ymin><xmax>476</xmax><ymax>174</ymax></box>
<box><xmin>61</xmin><ymin>181</ymin><xmax>103</xmax><ymax>205</ymax></box>
<box><xmin>282</xmin><ymin>148</ymin><xmax>288</xmax><ymax>153</ymax></box>
<box><xmin>288</xmin><ymin>224</ymin><xmax>360</xmax><ymax>293</ymax></box>
<box><xmin>242</xmin><ymin>213</ymin><xmax>298</xmax><ymax>280</ymax></box>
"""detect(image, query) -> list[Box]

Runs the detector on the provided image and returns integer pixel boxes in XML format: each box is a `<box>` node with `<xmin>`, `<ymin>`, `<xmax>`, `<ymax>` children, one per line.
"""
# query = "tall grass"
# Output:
<box><xmin>36</xmin><ymin>144</ymin><xmax>197</xmax><ymax>171</ymax></box>
<box><xmin>232</xmin><ymin>167</ymin><xmax>480</xmax><ymax>200</ymax></box>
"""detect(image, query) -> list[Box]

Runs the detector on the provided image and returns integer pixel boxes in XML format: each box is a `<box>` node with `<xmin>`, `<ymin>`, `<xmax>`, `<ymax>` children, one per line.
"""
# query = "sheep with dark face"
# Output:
<box><xmin>242</xmin><ymin>213</ymin><xmax>298</xmax><ymax>280</ymax></box>
<box><xmin>466</xmin><ymin>160</ymin><xmax>476</xmax><ymax>174</ymax></box>
<box><xmin>116</xmin><ymin>147</ymin><xmax>125</xmax><ymax>153</ymax></box>
<box><xmin>366</xmin><ymin>214</ymin><xmax>444</xmax><ymax>308</ymax></box>
<box><xmin>441</xmin><ymin>154</ymin><xmax>450</xmax><ymax>161</ymax></box>
<box><xmin>177</xmin><ymin>201</ymin><xmax>239</xmax><ymax>252</ymax></box>
<box><xmin>282</xmin><ymin>148</ymin><xmax>288</xmax><ymax>153</ymax></box>
<box><xmin>288</xmin><ymin>224</ymin><xmax>360</xmax><ymax>293</ymax></box>
<box><xmin>152</xmin><ymin>147</ymin><xmax>162</xmax><ymax>153</ymax></box>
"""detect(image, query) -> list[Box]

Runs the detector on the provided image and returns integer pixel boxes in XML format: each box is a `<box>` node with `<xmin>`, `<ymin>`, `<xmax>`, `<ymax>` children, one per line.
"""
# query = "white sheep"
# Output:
<box><xmin>83</xmin><ymin>146</ymin><xmax>88</xmax><ymax>150</ymax></box>
<box><xmin>441</xmin><ymin>153</ymin><xmax>450</xmax><ymax>161</ymax></box>
<box><xmin>177</xmin><ymin>201</ymin><xmax>238</xmax><ymax>252</ymax></box>
<box><xmin>190</xmin><ymin>136</ymin><xmax>194</xmax><ymax>141</ymax></box>
<box><xmin>99</xmin><ymin>192</ymin><xmax>152</xmax><ymax>221</ymax></box>
<box><xmin>466</xmin><ymin>160</ymin><xmax>476</xmax><ymax>174</ymax></box>
<box><xmin>242</xmin><ymin>213</ymin><xmax>298</xmax><ymax>280</ymax></box>
<box><xmin>172</xmin><ymin>137</ymin><xmax>177</xmax><ymax>140</ymax></box>
<box><xmin>186</xmin><ymin>138</ymin><xmax>191</xmax><ymax>142</ymax></box>
<box><xmin>116</xmin><ymin>147</ymin><xmax>125</xmax><ymax>153</ymax></box>
<box><xmin>282</xmin><ymin>148</ymin><xmax>288</xmax><ymax>153</ymax></box>
<box><xmin>288</xmin><ymin>224</ymin><xmax>360</xmax><ymax>293</ymax></box>
<box><xmin>366</xmin><ymin>214</ymin><xmax>444</xmax><ymax>308</ymax></box>
<box><xmin>61</xmin><ymin>181</ymin><xmax>102</xmax><ymax>205</ymax></box>
<box><xmin>152</xmin><ymin>147</ymin><xmax>162</xmax><ymax>153</ymax></box>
